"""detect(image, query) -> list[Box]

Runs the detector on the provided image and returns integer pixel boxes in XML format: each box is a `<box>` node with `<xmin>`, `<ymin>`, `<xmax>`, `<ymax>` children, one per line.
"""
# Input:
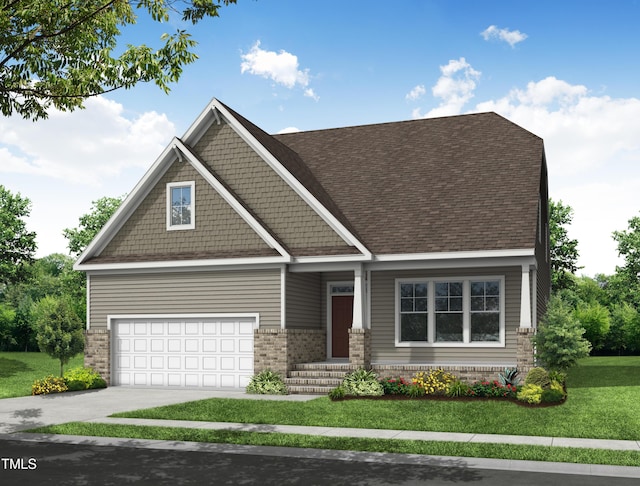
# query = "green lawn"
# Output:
<box><xmin>111</xmin><ymin>356</ymin><xmax>640</xmax><ymax>441</ymax></box>
<box><xmin>0</xmin><ymin>352</ymin><xmax>84</xmax><ymax>398</ymax></box>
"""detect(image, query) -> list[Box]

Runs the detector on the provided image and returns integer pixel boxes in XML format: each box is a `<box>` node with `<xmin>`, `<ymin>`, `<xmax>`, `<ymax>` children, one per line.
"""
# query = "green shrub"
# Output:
<box><xmin>63</xmin><ymin>366</ymin><xmax>106</xmax><ymax>390</ymax></box>
<box><xmin>328</xmin><ymin>386</ymin><xmax>346</xmax><ymax>400</ymax></box>
<box><xmin>407</xmin><ymin>384</ymin><xmax>426</xmax><ymax>398</ymax></box>
<box><xmin>446</xmin><ymin>380</ymin><xmax>470</xmax><ymax>398</ymax></box>
<box><xmin>342</xmin><ymin>368</ymin><xmax>384</xmax><ymax>396</ymax></box>
<box><xmin>379</xmin><ymin>376</ymin><xmax>412</xmax><ymax>395</ymax></box>
<box><xmin>548</xmin><ymin>370</ymin><xmax>567</xmax><ymax>385</ymax></box>
<box><xmin>32</xmin><ymin>375</ymin><xmax>68</xmax><ymax>395</ymax></box>
<box><xmin>541</xmin><ymin>388</ymin><xmax>565</xmax><ymax>403</ymax></box>
<box><xmin>245</xmin><ymin>369</ymin><xmax>288</xmax><ymax>395</ymax></box>
<box><xmin>524</xmin><ymin>367</ymin><xmax>551</xmax><ymax>389</ymax></box>
<box><xmin>468</xmin><ymin>380</ymin><xmax>518</xmax><ymax>399</ymax></box>
<box><xmin>517</xmin><ymin>384</ymin><xmax>543</xmax><ymax>404</ymax></box>
<box><xmin>412</xmin><ymin>369</ymin><xmax>457</xmax><ymax>395</ymax></box>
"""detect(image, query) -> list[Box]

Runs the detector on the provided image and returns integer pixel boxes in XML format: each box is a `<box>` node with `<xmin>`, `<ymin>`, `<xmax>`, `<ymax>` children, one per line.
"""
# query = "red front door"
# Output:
<box><xmin>331</xmin><ymin>295</ymin><xmax>353</xmax><ymax>358</ymax></box>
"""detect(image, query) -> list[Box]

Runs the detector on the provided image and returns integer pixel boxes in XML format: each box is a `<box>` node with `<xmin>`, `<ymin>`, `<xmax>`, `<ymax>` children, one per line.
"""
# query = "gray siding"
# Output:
<box><xmin>286</xmin><ymin>272</ymin><xmax>322</xmax><ymax>329</ymax></box>
<box><xmin>89</xmin><ymin>269</ymin><xmax>281</xmax><ymax>330</ymax></box>
<box><xmin>194</xmin><ymin>121</ymin><xmax>351</xmax><ymax>253</ymax></box>
<box><xmin>370</xmin><ymin>267</ymin><xmax>521</xmax><ymax>365</ymax></box>
<box><xmin>100</xmin><ymin>158</ymin><xmax>271</xmax><ymax>258</ymax></box>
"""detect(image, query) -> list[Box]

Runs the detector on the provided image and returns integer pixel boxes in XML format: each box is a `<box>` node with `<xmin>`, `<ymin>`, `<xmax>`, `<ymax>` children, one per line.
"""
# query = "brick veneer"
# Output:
<box><xmin>517</xmin><ymin>327</ymin><xmax>536</xmax><ymax>376</ymax></box>
<box><xmin>84</xmin><ymin>329</ymin><xmax>111</xmax><ymax>385</ymax></box>
<box><xmin>372</xmin><ymin>364</ymin><xmax>507</xmax><ymax>383</ymax></box>
<box><xmin>254</xmin><ymin>329</ymin><xmax>326</xmax><ymax>376</ymax></box>
<box><xmin>348</xmin><ymin>328</ymin><xmax>371</xmax><ymax>368</ymax></box>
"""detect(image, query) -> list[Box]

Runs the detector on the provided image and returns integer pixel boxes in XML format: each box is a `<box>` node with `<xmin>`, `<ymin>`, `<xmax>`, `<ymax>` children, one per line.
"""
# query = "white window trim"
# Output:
<box><xmin>166</xmin><ymin>181</ymin><xmax>195</xmax><ymax>230</ymax></box>
<box><xmin>395</xmin><ymin>276</ymin><xmax>505</xmax><ymax>348</ymax></box>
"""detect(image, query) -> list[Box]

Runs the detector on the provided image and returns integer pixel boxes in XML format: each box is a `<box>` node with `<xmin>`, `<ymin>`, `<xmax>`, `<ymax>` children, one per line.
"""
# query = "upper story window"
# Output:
<box><xmin>167</xmin><ymin>181</ymin><xmax>195</xmax><ymax>230</ymax></box>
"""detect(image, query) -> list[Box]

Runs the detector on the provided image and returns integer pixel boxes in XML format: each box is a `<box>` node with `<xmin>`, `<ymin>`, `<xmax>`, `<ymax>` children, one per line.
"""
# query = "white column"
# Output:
<box><xmin>352</xmin><ymin>264</ymin><xmax>364</xmax><ymax>329</ymax></box>
<box><xmin>520</xmin><ymin>264</ymin><xmax>532</xmax><ymax>328</ymax></box>
<box><xmin>280</xmin><ymin>266</ymin><xmax>286</xmax><ymax>329</ymax></box>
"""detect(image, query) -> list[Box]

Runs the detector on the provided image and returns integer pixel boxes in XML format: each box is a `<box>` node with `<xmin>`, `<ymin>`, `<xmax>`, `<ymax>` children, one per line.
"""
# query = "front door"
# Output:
<box><xmin>331</xmin><ymin>295</ymin><xmax>353</xmax><ymax>358</ymax></box>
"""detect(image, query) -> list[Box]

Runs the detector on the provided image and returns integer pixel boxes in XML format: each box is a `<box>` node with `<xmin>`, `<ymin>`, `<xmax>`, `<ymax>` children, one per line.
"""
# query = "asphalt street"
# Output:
<box><xmin>1</xmin><ymin>439</ymin><xmax>639</xmax><ymax>486</ymax></box>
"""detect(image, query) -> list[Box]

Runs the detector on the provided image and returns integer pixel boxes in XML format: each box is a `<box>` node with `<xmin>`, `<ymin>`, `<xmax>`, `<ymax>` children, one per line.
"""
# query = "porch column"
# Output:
<box><xmin>519</xmin><ymin>264</ymin><xmax>532</xmax><ymax>328</ymax></box>
<box><xmin>352</xmin><ymin>264</ymin><xmax>364</xmax><ymax>329</ymax></box>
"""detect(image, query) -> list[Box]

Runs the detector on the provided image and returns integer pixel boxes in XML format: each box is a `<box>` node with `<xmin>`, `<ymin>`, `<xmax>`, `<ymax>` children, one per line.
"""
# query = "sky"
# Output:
<box><xmin>1</xmin><ymin>0</ymin><xmax>640</xmax><ymax>277</ymax></box>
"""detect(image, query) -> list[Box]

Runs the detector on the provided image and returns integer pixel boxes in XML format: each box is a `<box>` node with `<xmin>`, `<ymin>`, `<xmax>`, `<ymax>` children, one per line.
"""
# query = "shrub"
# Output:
<box><xmin>63</xmin><ymin>366</ymin><xmax>106</xmax><ymax>390</ymax></box>
<box><xmin>246</xmin><ymin>369</ymin><xmax>288</xmax><ymax>395</ymax></box>
<box><xmin>524</xmin><ymin>367</ymin><xmax>551</xmax><ymax>389</ymax></box>
<box><xmin>407</xmin><ymin>384</ymin><xmax>426</xmax><ymax>398</ymax></box>
<box><xmin>342</xmin><ymin>368</ymin><xmax>384</xmax><ymax>396</ymax></box>
<box><xmin>548</xmin><ymin>370</ymin><xmax>567</xmax><ymax>385</ymax></box>
<box><xmin>497</xmin><ymin>368</ymin><xmax>520</xmax><ymax>387</ymax></box>
<box><xmin>412</xmin><ymin>369</ymin><xmax>457</xmax><ymax>395</ymax></box>
<box><xmin>532</xmin><ymin>295</ymin><xmax>591</xmax><ymax>371</ymax></box>
<box><xmin>446</xmin><ymin>380</ymin><xmax>470</xmax><ymax>398</ymax></box>
<box><xmin>517</xmin><ymin>384</ymin><xmax>543</xmax><ymax>404</ymax></box>
<box><xmin>328</xmin><ymin>386</ymin><xmax>346</xmax><ymax>400</ymax></box>
<box><xmin>379</xmin><ymin>376</ymin><xmax>412</xmax><ymax>395</ymax></box>
<box><xmin>541</xmin><ymin>388</ymin><xmax>565</xmax><ymax>403</ymax></box>
<box><xmin>32</xmin><ymin>375</ymin><xmax>68</xmax><ymax>395</ymax></box>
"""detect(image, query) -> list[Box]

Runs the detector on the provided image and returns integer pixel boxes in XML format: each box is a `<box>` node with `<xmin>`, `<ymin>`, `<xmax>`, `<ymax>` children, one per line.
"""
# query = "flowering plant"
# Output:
<box><xmin>412</xmin><ymin>369</ymin><xmax>457</xmax><ymax>395</ymax></box>
<box><xmin>379</xmin><ymin>376</ymin><xmax>412</xmax><ymax>395</ymax></box>
<box><xmin>466</xmin><ymin>380</ymin><xmax>518</xmax><ymax>399</ymax></box>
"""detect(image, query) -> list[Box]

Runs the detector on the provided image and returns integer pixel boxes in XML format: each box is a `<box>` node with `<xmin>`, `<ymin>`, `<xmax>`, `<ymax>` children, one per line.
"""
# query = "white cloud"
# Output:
<box><xmin>277</xmin><ymin>127</ymin><xmax>301</xmax><ymax>134</ymax></box>
<box><xmin>241</xmin><ymin>41</ymin><xmax>318</xmax><ymax>99</ymax></box>
<box><xmin>0</xmin><ymin>96</ymin><xmax>175</xmax><ymax>186</ymax></box>
<box><xmin>475</xmin><ymin>78</ymin><xmax>640</xmax><ymax>276</ymax></box>
<box><xmin>413</xmin><ymin>58</ymin><xmax>481</xmax><ymax>118</ymax></box>
<box><xmin>406</xmin><ymin>84</ymin><xmax>426</xmax><ymax>101</ymax></box>
<box><xmin>481</xmin><ymin>25</ymin><xmax>528</xmax><ymax>47</ymax></box>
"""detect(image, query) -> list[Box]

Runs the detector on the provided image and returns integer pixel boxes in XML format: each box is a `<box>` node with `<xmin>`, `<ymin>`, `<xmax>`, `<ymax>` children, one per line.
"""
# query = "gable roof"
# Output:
<box><xmin>76</xmin><ymin>99</ymin><xmax>546</xmax><ymax>270</ymax></box>
<box><xmin>274</xmin><ymin>112</ymin><xmax>545</xmax><ymax>255</ymax></box>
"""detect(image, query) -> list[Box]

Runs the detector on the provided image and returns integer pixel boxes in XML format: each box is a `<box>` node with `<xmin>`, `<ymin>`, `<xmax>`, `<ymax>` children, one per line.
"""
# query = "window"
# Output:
<box><xmin>167</xmin><ymin>181</ymin><xmax>195</xmax><ymax>230</ymax></box>
<box><xmin>396</xmin><ymin>277</ymin><xmax>504</xmax><ymax>347</ymax></box>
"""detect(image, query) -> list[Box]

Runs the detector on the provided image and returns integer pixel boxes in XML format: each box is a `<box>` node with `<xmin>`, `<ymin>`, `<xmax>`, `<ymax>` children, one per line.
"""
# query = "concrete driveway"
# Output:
<box><xmin>0</xmin><ymin>387</ymin><xmax>315</xmax><ymax>433</ymax></box>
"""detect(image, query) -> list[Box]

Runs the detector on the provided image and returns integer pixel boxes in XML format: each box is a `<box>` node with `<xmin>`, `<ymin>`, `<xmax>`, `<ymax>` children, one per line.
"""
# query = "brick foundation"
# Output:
<box><xmin>254</xmin><ymin>328</ymin><xmax>326</xmax><ymax>377</ymax></box>
<box><xmin>84</xmin><ymin>329</ymin><xmax>111</xmax><ymax>385</ymax></box>
<box><xmin>348</xmin><ymin>328</ymin><xmax>371</xmax><ymax>368</ymax></box>
<box><xmin>517</xmin><ymin>327</ymin><xmax>536</xmax><ymax>376</ymax></box>
<box><xmin>372</xmin><ymin>364</ymin><xmax>508</xmax><ymax>383</ymax></box>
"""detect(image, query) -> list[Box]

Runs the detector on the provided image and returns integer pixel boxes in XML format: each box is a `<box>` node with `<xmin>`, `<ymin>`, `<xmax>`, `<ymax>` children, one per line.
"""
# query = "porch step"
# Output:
<box><xmin>285</xmin><ymin>362</ymin><xmax>355</xmax><ymax>394</ymax></box>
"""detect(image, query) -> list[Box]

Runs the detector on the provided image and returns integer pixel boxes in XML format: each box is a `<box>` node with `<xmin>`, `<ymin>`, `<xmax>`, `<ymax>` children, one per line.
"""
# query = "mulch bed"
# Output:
<box><xmin>331</xmin><ymin>394</ymin><xmax>566</xmax><ymax>407</ymax></box>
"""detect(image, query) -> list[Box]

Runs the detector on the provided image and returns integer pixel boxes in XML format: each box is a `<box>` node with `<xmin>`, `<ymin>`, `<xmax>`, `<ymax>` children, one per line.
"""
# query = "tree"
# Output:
<box><xmin>63</xmin><ymin>196</ymin><xmax>124</xmax><ymax>256</ymax></box>
<box><xmin>532</xmin><ymin>295</ymin><xmax>591</xmax><ymax>371</ymax></box>
<box><xmin>0</xmin><ymin>185</ymin><xmax>37</xmax><ymax>286</ymax></box>
<box><xmin>32</xmin><ymin>295</ymin><xmax>84</xmax><ymax>376</ymax></box>
<box><xmin>612</xmin><ymin>214</ymin><xmax>640</xmax><ymax>308</ymax></box>
<box><xmin>1</xmin><ymin>0</ymin><xmax>238</xmax><ymax>120</ymax></box>
<box><xmin>549</xmin><ymin>199</ymin><xmax>581</xmax><ymax>292</ymax></box>
<box><xmin>574</xmin><ymin>302</ymin><xmax>610</xmax><ymax>351</ymax></box>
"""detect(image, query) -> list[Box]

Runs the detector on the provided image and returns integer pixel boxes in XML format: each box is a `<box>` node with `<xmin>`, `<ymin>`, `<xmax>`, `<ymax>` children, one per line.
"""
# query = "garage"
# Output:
<box><xmin>111</xmin><ymin>315</ymin><xmax>256</xmax><ymax>389</ymax></box>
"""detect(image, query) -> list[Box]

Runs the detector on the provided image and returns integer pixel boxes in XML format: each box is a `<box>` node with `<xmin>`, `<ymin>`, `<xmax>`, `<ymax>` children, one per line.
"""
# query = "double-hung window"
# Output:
<box><xmin>167</xmin><ymin>181</ymin><xmax>195</xmax><ymax>230</ymax></box>
<box><xmin>396</xmin><ymin>277</ymin><xmax>504</xmax><ymax>347</ymax></box>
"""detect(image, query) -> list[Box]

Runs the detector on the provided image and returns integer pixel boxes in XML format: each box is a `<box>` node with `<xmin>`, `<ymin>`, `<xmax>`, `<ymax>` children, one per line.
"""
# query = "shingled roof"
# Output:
<box><xmin>271</xmin><ymin>112</ymin><xmax>545</xmax><ymax>255</ymax></box>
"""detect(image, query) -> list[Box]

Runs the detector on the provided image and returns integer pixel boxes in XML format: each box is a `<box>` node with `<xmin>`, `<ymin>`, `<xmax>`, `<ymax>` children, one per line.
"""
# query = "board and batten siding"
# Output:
<box><xmin>370</xmin><ymin>267</ymin><xmax>521</xmax><ymax>365</ymax></box>
<box><xmin>89</xmin><ymin>269</ymin><xmax>281</xmax><ymax>330</ymax></box>
<box><xmin>286</xmin><ymin>272</ymin><xmax>322</xmax><ymax>329</ymax></box>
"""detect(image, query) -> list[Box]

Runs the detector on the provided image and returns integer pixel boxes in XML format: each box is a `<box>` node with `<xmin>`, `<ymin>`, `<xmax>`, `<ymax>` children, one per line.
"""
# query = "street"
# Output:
<box><xmin>1</xmin><ymin>439</ymin><xmax>638</xmax><ymax>486</ymax></box>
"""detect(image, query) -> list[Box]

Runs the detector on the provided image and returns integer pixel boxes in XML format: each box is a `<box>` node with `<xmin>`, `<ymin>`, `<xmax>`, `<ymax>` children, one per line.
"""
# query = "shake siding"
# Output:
<box><xmin>99</xmin><ymin>159</ymin><xmax>270</xmax><ymax>258</ymax></box>
<box><xmin>193</xmin><ymin>121</ymin><xmax>351</xmax><ymax>253</ymax></box>
<box><xmin>370</xmin><ymin>267</ymin><xmax>521</xmax><ymax>365</ymax></box>
<box><xmin>89</xmin><ymin>269</ymin><xmax>281</xmax><ymax>330</ymax></box>
<box><xmin>286</xmin><ymin>272</ymin><xmax>322</xmax><ymax>328</ymax></box>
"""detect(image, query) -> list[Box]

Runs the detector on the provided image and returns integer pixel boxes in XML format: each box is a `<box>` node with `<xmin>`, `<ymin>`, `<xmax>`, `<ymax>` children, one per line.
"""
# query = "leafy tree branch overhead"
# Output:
<box><xmin>0</xmin><ymin>0</ymin><xmax>238</xmax><ymax>120</ymax></box>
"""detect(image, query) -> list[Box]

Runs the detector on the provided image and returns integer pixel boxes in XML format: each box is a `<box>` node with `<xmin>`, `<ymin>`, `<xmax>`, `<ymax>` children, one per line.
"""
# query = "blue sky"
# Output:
<box><xmin>1</xmin><ymin>0</ymin><xmax>640</xmax><ymax>276</ymax></box>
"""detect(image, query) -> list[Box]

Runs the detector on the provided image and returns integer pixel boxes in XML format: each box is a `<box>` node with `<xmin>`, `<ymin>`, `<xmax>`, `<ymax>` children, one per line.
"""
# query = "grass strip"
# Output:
<box><xmin>26</xmin><ymin>422</ymin><xmax>640</xmax><ymax>467</ymax></box>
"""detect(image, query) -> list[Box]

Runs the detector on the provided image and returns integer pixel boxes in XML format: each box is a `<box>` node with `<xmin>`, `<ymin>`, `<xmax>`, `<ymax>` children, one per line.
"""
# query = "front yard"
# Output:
<box><xmin>24</xmin><ymin>357</ymin><xmax>640</xmax><ymax>466</ymax></box>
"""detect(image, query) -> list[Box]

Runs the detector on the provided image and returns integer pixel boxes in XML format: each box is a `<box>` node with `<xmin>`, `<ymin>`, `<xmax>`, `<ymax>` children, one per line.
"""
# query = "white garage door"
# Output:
<box><xmin>112</xmin><ymin>316</ymin><xmax>255</xmax><ymax>389</ymax></box>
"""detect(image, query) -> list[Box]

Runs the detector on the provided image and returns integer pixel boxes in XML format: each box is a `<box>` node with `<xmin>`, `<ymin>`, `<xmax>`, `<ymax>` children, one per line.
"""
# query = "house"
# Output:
<box><xmin>75</xmin><ymin>98</ymin><xmax>550</xmax><ymax>392</ymax></box>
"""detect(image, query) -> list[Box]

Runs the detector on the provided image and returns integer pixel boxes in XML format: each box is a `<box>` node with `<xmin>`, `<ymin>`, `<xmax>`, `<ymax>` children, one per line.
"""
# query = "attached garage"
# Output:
<box><xmin>111</xmin><ymin>315</ymin><xmax>257</xmax><ymax>389</ymax></box>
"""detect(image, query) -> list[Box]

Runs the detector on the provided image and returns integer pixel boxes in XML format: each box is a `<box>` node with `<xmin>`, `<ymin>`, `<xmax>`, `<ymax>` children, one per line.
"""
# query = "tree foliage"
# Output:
<box><xmin>0</xmin><ymin>185</ymin><xmax>37</xmax><ymax>286</ymax></box>
<box><xmin>32</xmin><ymin>295</ymin><xmax>84</xmax><ymax>376</ymax></box>
<box><xmin>611</xmin><ymin>214</ymin><xmax>640</xmax><ymax>308</ymax></box>
<box><xmin>533</xmin><ymin>295</ymin><xmax>591</xmax><ymax>371</ymax></box>
<box><xmin>574</xmin><ymin>302</ymin><xmax>610</xmax><ymax>350</ymax></box>
<box><xmin>1</xmin><ymin>0</ymin><xmax>238</xmax><ymax>120</ymax></box>
<box><xmin>549</xmin><ymin>199</ymin><xmax>580</xmax><ymax>292</ymax></box>
<box><xmin>63</xmin><ymin>195</ymin><xmax>124</xmax><ymax>256</ymax></box>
